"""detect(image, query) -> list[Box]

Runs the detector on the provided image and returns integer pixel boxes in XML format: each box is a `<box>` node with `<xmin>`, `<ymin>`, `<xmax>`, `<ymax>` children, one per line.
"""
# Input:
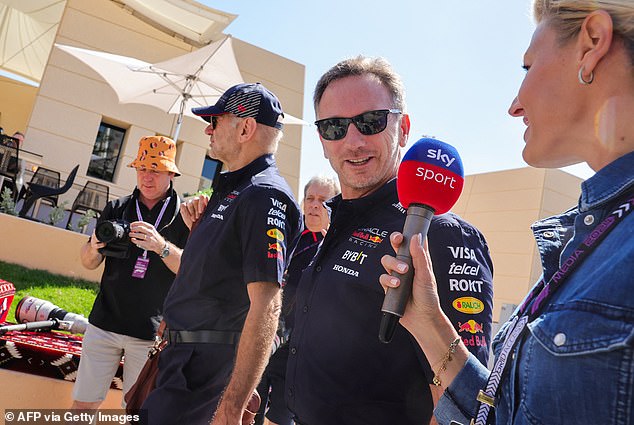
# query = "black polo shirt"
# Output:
<box><xmin>286</xmin><ymin>179</ymin><xmax>494</xmax><ymax>425</ymax></box>
<box><xmin>162</xmin><ymin>154</ymin><xmax>302</xmax><ymax>333</ymax></box>
<box><xmin>281</xmin><ymin>228</ymin><xmax>323</xmax><ymax>332</ymax></box>
<box><xmin>89</xmin><ymin>186</ymin><xmax>189</xmax><ymax>340</ymax></box>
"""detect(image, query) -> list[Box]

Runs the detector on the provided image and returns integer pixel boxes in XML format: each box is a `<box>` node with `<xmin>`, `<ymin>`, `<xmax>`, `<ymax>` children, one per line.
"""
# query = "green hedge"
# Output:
<box><xmin>0</xmin><ymin>261</ymin><xmax>98</xmax><ymax>324</ymax></box>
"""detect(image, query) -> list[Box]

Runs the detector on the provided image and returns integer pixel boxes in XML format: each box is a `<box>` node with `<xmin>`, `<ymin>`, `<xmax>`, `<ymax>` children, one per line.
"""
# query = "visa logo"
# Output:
<box><xmin>427</xmin><ymin>148</ymin><xmax>456</xmax><ymax>167</ymax></box>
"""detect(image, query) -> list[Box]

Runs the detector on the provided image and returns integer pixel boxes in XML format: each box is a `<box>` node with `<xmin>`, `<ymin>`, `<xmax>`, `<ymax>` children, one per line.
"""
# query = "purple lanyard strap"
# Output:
<box><xmin>473</xmin><ymin>195</ymin><xmax>634</xmax><ymax>425</ymax></box>
<box><xmin>135</xmin><ymin>197</ymin><xmax>171</xmax><ymax>258</ymax></box>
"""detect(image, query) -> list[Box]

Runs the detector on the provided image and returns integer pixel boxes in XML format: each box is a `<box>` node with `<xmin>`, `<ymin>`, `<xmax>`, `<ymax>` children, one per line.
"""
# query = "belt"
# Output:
<box><xmin>165</xmin><ymin>329</ymin><xmax>241</xmax><ymax>345</ymax></box>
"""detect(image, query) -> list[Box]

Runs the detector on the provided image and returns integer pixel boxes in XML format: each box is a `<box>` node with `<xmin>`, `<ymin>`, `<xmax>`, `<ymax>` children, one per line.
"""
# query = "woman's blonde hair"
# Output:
<box><xmin>533</xmin><ymin>0</ymin><xmax>634</xmax><ymax>62</ymax></box>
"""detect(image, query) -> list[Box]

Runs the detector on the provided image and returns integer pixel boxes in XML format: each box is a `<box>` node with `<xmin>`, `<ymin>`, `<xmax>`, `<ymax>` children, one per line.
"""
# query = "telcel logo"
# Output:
<box><xmin>452</xmin><ymin>297</ymin><xmax>484</xmax><ymax>314</ymax></box>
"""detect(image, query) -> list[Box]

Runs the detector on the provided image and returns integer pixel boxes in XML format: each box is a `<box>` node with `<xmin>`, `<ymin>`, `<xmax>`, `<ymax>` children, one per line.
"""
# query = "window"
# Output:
<box><xmin>199</xmin><ymin>156</ymin><xmax>222</xmax><ymax>190</ymax></box>
<box><xmin>87</xmin><ymin>123</ymin><xmax>126</xmax><ymax>182</ymax></box>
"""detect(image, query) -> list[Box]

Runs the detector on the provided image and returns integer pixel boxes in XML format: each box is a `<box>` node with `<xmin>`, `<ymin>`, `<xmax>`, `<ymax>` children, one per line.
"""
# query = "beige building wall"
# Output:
<box><xmin>0</xmin><ymin>213</ymin><xmax>103</xmax><ymax>282</ymax></box>
<box><xmin>21</xmin><ymin>0</ymin><xmax>304</xmax><ymax>208</ymax></box>
<box><xmin>0</xmin><ymin>75</ymin><xmax>38</xmax><ymax>135</ymax></box>
<box><xmin>453</xmin><ymin>167</ymin><xmax>582</xmax><ymax>321</ymax></box>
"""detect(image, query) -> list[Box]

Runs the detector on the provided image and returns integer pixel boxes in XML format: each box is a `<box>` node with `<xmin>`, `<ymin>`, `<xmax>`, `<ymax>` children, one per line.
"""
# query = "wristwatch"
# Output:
<box><xmin>159</xmin><ymin>242</ymin><xmax>170</xmax><ymax>259</ymax></box>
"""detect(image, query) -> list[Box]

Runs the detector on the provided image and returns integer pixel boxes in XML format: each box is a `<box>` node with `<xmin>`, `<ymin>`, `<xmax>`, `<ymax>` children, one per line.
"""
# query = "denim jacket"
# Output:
<box><xmin>436</xmin><ymin>151</ymin><xmax>634</xmax><ymax>425</ymax></box>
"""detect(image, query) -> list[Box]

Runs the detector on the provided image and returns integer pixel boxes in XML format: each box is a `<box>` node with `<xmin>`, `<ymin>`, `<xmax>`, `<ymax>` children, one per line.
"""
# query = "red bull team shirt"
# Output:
<box><xmin>286</xmin><ymin>178</ymin><xmax>493</xmax><ymax>425</ymax></box>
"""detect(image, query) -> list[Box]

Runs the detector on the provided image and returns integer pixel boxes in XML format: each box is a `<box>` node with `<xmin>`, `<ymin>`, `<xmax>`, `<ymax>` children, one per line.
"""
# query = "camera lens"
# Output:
<box><xmin>96</xmin><ymin>221</ymin><xmax>125</xmax><ymax>243</ymax></box>
<box><xmin>15</xmin><ymin>296</ymin><xmax>89</xmax><ymax>334</ymax></box>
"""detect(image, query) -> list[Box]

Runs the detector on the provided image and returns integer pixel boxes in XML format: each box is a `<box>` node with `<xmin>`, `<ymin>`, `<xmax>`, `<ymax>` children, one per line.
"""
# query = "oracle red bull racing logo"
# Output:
<box><xmin>349</xmin><ymin>227</ymin><xmax>388</xmax><ymax>248</ymax></box>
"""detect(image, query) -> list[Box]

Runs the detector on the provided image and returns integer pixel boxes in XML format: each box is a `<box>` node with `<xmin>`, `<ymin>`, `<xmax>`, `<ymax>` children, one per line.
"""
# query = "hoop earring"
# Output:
<box><xmin>578</xmin><ymin>67</ymin><xmax>594</xmax><ymax>85</ymax></box>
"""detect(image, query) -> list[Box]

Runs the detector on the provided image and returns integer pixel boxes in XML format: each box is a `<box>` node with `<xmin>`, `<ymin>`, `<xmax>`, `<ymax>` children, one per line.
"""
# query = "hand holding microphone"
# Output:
<box><xmin>379</xmin><ymin>137</ymin><xmax>464</xmax><ymax>343</ymax></box>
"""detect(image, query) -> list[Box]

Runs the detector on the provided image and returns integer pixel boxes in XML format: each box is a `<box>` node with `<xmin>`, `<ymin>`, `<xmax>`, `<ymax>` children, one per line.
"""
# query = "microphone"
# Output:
<box><xmin>379</xmin><ymin>137</ymin><xmax>464</xmax><ymax>343</ymax></box>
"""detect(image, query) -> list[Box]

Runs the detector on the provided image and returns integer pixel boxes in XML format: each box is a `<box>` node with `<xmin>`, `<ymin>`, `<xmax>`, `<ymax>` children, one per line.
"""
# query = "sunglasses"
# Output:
<box><xmin>211</xmin><ymin>116</ymin><xmax>219</xmax><ymax>129</ymax></box>
<box><xmin>314</xmin><ymin>109</ymin><xmax>402</xmax><ymax>141</ymax></box>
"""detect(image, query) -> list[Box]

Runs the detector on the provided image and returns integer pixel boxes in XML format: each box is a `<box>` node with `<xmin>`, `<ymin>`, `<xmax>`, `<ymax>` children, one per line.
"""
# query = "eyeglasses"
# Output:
<box><xmin>211</xmin><ymin>116</ymin><xmax>219</xmax><ymax>129</ymax></box>
<box><xmin>314</xmin><ymin>109</ymin><xmax>402</xmax><ymax>141</ymax></box>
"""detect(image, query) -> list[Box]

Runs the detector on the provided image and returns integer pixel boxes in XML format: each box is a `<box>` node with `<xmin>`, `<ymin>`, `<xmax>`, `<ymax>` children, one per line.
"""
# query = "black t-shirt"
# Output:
<box><xmin>88</xmin><ymin>186</ymin><xmax>189</xmax><ymax>340</ymax></box>
<box><xmin>286</xmin><ymin>179</ymin><xmax>494</xmax><ymax>425</ymax></box>
<box><xmin>162</xmin><ymin>154</ymin><xmax>302</xmax><ymax>333</ymax></box>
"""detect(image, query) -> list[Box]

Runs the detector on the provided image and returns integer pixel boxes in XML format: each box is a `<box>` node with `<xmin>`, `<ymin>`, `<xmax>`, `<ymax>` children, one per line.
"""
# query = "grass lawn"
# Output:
<box><xmin>0</xmin><ymin>260</ymin><xmax>98</xmax><ymax>325</ymax></box>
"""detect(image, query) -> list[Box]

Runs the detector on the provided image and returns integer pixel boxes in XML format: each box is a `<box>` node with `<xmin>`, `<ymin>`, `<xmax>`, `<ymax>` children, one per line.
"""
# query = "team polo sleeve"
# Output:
<box><xmin>238</xmin><ymin>187</ymin><xmax>300</xmax><ymax>286</ymax></box>
<box><xmin>428</xmin><ymin>217</ymin><xmax>494</xmax><ymax>367</ymax></box>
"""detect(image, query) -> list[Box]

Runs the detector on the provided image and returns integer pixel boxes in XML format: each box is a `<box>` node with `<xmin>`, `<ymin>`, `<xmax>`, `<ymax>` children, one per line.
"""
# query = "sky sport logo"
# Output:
<box><xmin>396</xmin><ymin>137</ymin><xmax>464</xmax><ymax>215</ymax></box>
<box><xmin>413</xmin><ymin>148</ymin><xmax>459</xmax><ymax>189</ymax></box>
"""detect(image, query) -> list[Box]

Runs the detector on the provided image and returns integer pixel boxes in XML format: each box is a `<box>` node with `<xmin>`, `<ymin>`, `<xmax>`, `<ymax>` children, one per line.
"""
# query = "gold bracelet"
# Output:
<box><xmin>432</xmin><ymin>337</ymin><xmax>461</xmax><ymax>387</ymax></box>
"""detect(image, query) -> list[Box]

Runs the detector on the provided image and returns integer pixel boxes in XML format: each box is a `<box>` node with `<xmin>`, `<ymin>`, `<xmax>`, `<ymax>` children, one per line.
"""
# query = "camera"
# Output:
<box><xmin>15</xmin><ymin>296</ymin><xmax>89</xmax><ymax>335</ymax></box>
<box><xmin>96</xmin><ymin>219</ymin><xmax>130</xmax><ymax>244</ymax></box>
<box><xmin>95</xmin><ymin>219</ymin><xmax>132</xmax><ymax>258</ymax></box>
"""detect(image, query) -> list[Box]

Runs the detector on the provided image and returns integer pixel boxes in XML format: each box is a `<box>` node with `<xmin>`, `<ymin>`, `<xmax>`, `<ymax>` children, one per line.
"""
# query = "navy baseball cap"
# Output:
<box><xmin>192</xmin><ymin>83</ymin><xmax>284</xmax><ymax>129</ymax></box>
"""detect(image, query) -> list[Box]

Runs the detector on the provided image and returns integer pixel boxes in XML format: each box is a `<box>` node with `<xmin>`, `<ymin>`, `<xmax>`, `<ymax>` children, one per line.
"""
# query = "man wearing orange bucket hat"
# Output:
<box><xmin>71</xmin><ymin>135</ymin><xmax>190</xmax><ymax>410</ymax></box>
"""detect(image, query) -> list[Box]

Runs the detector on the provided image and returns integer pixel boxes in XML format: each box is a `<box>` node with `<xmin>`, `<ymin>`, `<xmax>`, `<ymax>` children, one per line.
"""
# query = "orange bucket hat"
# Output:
<box><xmin>127</xmin><ymin>136</ymin><xmax>180</xmax><ymax>176</ymax></box>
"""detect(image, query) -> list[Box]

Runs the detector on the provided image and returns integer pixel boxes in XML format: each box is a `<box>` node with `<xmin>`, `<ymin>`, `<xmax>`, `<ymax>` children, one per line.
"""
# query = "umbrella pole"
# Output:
<box><xmin>171</xmin><ymin>95</ymin><xmax>188</xmax><ymax>141</ymax></box>
<box><xmin>172</xmin><ymin>114</ymin><xmax>183</xmax><ymax>141</ymax></box>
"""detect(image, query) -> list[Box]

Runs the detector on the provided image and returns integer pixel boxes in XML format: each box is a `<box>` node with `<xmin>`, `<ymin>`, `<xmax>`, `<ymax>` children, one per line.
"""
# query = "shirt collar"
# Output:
<box><xmin>214</xmin><ymin>154</ymin><xmax>275</xmax><ymax>190</ymax></box>
<box><xmin>328</xmin><ymin>178</ymin><xmax>398</xmax><ymax>218</ymax></box>
<box><xmin>132</xmin><ymin>182</ymin><xmax>176</xmax><ymax>209</ymax></box>
<box><xmin>579</xmin><ymin>151</ymin><xmax>634</xmax><ymax>211</ymax></box>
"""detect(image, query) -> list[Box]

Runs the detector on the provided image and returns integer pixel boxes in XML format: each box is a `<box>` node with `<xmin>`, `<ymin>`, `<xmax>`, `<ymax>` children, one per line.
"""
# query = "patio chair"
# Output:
<box><xmin>0</xmin><ymin>143</ymin><xmax>19</xmax><ymax>200</ymax></box>
<box><xmin>18</xmin><ymin>165</ymin><xmax>79</xmax><ymax>219</ymax></box>
<box><xmin>0</xmin><ymin>134</ymin><xmax>19</xmax><ymax>148</ymax></box>
<box><xmin>16</xmin><ymin>167</ymin><xmax>61</xmax><ymax>215</ymax></box>
<box><xmin>65</xmin><ymin>180</ymin><xmax>109</xmax><ymax>230</ymax></box>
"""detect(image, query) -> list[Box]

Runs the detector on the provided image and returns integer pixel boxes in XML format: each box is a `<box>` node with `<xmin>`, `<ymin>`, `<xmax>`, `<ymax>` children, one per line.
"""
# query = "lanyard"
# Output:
<box><xmin>290</xmin><ymin>230</ymin><xmax>321</xmax><ymax>259</ymax></box>
<box><xmin>135</xmin><ymin>196</ymin><xmax>171</xmax><ymax>258</ymax></box>
<box><xmin>474</xmin><ymin>194</ymin><xmax>634</xmax><ymax>425</ymax></box>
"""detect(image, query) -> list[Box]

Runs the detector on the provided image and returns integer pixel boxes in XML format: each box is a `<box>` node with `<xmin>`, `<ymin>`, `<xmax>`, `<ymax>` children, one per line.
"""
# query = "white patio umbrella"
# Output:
<box><xmin>0</xmin><ymin>0</ymin><xmax>65</xmax><ymax>82</ymax></box>
<box><xmin>56</xmin><ymin>36</ymin><xmax>306</xmax><ymax>141</ymax></box>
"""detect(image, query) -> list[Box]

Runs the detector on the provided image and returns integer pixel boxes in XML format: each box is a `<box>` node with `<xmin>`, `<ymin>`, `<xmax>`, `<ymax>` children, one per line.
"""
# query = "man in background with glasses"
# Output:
<box><xmin>285</xmin><ymin>56</ymin><xmax>494</xmax><ymax>425</ymax></box>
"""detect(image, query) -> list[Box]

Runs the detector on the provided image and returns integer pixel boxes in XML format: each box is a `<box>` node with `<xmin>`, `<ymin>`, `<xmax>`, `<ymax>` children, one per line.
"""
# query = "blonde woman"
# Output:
<box><xmin>381</xmin><ymin>1</ymin><xmax>634</xmax><ymax>424</ymax></box>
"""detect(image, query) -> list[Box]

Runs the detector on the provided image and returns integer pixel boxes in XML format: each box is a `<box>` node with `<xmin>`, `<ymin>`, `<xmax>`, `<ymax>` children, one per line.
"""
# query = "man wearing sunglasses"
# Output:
<box><xmin>285</xmin><ymin>57</ymin><xmax>494</xmax><ymax>425</ymax></box>
<box><xmin>141</xmin><ymin>83</ymin><xmax>302</xmax><ymax>425</ymax></box>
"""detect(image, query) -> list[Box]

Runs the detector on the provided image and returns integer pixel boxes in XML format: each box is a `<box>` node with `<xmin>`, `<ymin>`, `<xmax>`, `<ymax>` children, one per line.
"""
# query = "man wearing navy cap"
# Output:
<box><xmin>141</xmin><ymin>83</ymin><xmax>302</xmax><ymax>425</ymax></box>
<box><xmin>285</xmin><ymin>57</ymin><xmax>494</xmax><ymax>424</ymax></box>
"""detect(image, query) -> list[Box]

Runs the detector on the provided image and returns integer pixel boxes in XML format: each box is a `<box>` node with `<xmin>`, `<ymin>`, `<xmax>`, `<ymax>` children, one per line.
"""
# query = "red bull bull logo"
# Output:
<box><xmin>268</xmin><ymin>242</ymin><xmax>282</xmax><ymax>252</ymax></box>
<box><xmin>351</xmin><ymin>231</ymin><xmax>383</xmax><ymax>244</ymax></box>
<box><xmin>457</xmin><ymin>319</ymin><xmax>484</xmax><ymax>334</ymax></box>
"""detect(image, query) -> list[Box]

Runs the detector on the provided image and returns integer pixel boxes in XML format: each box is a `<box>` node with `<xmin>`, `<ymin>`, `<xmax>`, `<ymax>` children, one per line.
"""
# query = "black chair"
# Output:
<box><xmin>16</xmin><ymin>167</ymin><xmax>61</xmax><ymax>215</ymax></box>
<box><xmin>18</xmin><ymin>165</ymin><xmax>79</xmax><ymax>219</ymax></box>
<box><xmin>65</xmin><ymin>180</ymin><xmax>109</xmax><ymax>230</ymax></box>
<box><xmin>0</xmin><ymin>134</ymin><xmax>19</xmax><ymax>148</ymax></box>
<box><xmin>0</xmin><ymin>142</ymin><xmax>20</xmax><ymax>200</ymax></box>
